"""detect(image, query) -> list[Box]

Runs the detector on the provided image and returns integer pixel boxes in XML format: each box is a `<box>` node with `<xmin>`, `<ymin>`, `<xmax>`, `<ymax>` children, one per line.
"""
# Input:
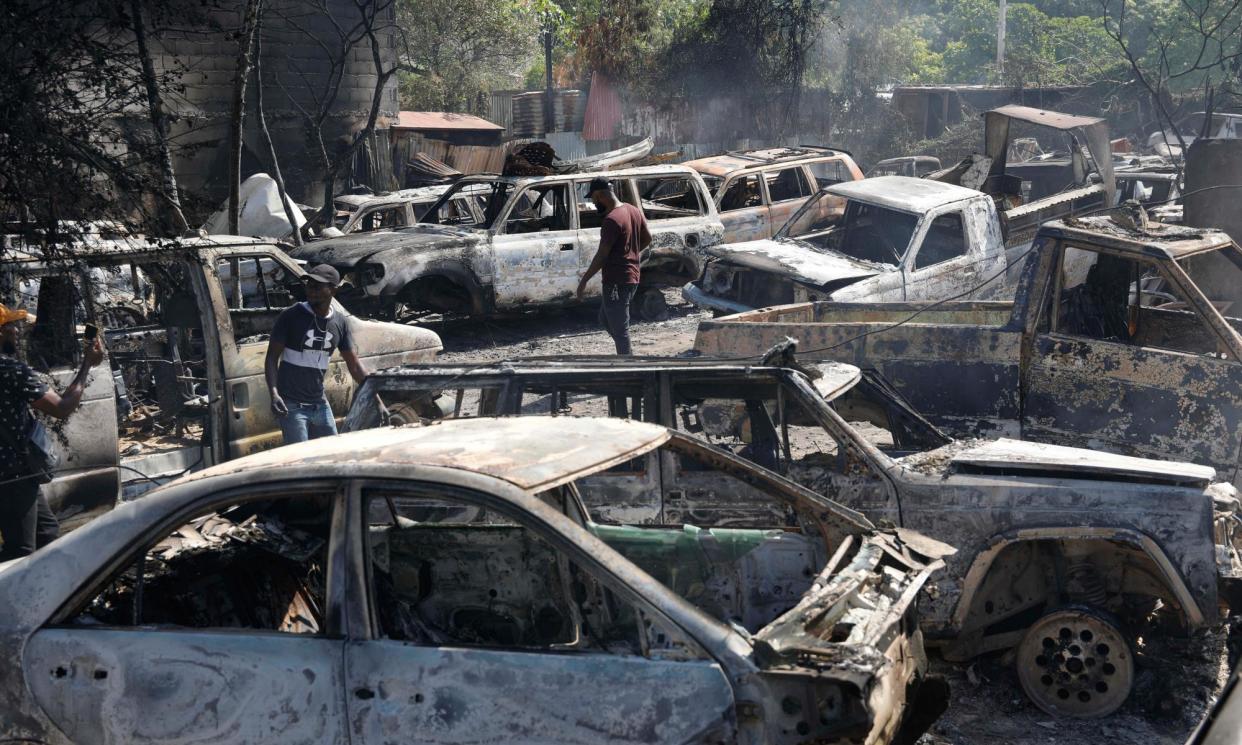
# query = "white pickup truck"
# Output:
<box><xmin>684</xmin><ymin>176</ymin><xmax>1016</xmax><ymax>314</ymax></box>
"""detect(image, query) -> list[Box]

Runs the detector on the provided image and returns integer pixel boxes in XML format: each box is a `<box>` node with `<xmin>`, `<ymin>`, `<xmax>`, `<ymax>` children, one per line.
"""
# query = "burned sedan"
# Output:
<box><xmin>346</xmin><ymin>354</ymin><xmax>1242</xmax><ymax>717</ymax></box>
<box><xmin>0</xmin><ymin>417</ymin><xmax>947</xmax><ymax>745</ymax></box>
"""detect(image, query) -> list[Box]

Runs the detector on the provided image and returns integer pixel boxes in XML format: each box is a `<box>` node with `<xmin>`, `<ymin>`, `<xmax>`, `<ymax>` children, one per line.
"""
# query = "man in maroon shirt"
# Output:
<box><xmin>576</xmin><ymin>177</ymin><xmax>651</xmax><ymax>354</ymax></box>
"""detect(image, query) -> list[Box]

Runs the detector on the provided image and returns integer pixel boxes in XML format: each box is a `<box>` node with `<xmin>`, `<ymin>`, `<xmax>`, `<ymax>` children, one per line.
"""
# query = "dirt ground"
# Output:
<box><xmin>418</xmin><ymin>289</ymin><xmax>1232</xmax><ymax>745</ymax></box>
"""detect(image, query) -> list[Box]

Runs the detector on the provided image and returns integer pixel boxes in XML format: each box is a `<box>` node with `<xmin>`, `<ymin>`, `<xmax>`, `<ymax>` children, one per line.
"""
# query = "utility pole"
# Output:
<box><xmin>996</xmin><ymin>0</ymin><xmax>1007</xmax><ymax>79</ymax></box>
<box><xmin>543</xmin><ymin>20</ymin><xmax>555</xmax><ymax>135</ymax></box>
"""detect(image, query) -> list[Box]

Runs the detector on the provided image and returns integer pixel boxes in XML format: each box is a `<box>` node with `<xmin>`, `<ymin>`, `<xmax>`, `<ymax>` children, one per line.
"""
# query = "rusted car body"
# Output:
<box><xmin>344</xmin><ymin>355</ymin><xmax>1242</xmax><ymax>716</ymax></box>
<box><xmin>0</xmin><ymin>237</ymin><xmax>441</xmax><ymax>526</ymax></box>
<box><xmin>323</xmin><ymin>185</ymin><xmax>460</xmax><ymax>238</ymax></box>
<box><xmin>683</xmin><ymin>146</ymin><xmax>864</xmax><ymax>244</ymax></box>
<box><xmin>288</xmin><ymin>165</ymin><xmax>724</xmax><ymax>321</ymax></box>
<box><xmin>695</xmin><ymin>217</ymin><xmax>1242</xmax><ymax>490</ymax></box>
<box><xmin>683</xmin><ymin>177</ymin><xmax>1012</xmax><ymax>315</ymax></box>
<box><xmin>930</xmin><ymin>105</ymin><xmax>1116</xmax><ymax>248</ymax></box>
<box><xmin>0</xmin><ymin>417</ymin><xmax>947</xmax><ymax>744</ymax></box>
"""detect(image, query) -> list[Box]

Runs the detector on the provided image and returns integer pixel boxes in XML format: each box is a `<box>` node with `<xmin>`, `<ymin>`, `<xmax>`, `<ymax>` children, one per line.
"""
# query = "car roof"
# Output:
<box><xmin>364</xmin><ymin>356</ymin><xmax>863</xmax><ymax>402</ymax></box>
<box><xmin>0</xmin><ymin>235</ymin><xmax>282</xmax><ymax>267</ymax></box>
<box><xmin>454</xmin><ymin>164</ymin><xmax>703</xmax><ymax>187</ymax></box>
<box><xmin>827</xmin><ymin>176</ymin><xmax>983</xmax><ymax>213</ymax></box>
<box><xmin>684</xmin><ymin>147</ymin><xmax>847</xmax><ymax>177</ymax></box>
<box><xmin>182</xmin><ymin>416</ymin><xmax>671</xmax><ymax>494</ymax></box>
<box><xmin>1039</xmin><ymin>216</ymin><xmax>1236</xmax><ymax>260</ymax></box>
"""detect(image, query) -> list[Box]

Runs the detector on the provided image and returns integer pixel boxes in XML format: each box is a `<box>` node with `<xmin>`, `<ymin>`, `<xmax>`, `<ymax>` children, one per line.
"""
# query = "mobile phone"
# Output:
<box><xmin>85</xmin><ymin>323</ymin><xmax>99</xmax><ymax>341</ymax></box>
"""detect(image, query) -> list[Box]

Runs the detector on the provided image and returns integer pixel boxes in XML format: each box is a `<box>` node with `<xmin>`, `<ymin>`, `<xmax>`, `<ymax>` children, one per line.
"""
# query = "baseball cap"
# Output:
<box><xmin>588</xmin><ymin>177</ymin><xmax>612</xmax><ymax>194</ymax></box>
<box><xmin>303</xmin><ymin>264</ymin><xmax>341</xmax><ymax>286</ymax></box>
<box><xmin>0</xmin><ymin>303</ymin><xmax>34</xmax><ymax>325</ymax></box>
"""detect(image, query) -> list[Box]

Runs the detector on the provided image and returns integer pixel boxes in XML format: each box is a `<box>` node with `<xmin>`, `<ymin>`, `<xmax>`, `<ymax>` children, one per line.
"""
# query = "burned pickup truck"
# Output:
<box><xmin>290</xmin><ymin>165</ymin><xmax>724</xmax><ymax>322</ymax></box>
<box><xmin>0</xmin><ymin>237</ymin><xmax>441</xmax><ymax>527</ymax></box>
<box><xmin>683</xmin><ymin>177</ymin><xmax>1013</xmax><ymax>315</ymax></box>
<box><xmin>0</xmin><ymin>416</ymin><xmax>947</xmax><ymax>745</ymax></box>
<box><xmin>344</xmin><ymin>354</ymin><xmax>1241</xmax><ymax>716</ymax></box>
<box><xmin>695</xmin><ymin>217</ymin><xmax>1242</xmax><ymax>489</ymax></box>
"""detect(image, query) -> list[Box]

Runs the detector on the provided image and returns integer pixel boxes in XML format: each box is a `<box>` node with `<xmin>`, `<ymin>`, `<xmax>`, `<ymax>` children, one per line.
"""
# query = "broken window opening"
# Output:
<box><xmin>915</xmin><ymin>211</ymin><xmax>969</xmax><ymax>269</ymax></box>
<box><xmin>363</xmin><ymin>487</ymin><xmax>699</xmax><ymax>659</ymax></box>
<box><xmin>65</xmin><ymin>492</ymin><xmax>334</xmax><ymax>635</ymax></box>
<box><xmin>1050</xmin><ymin>245</ymin><xmax>1233</xmax><ymax>358</ymax></box>
<box><xmin>634</xmin><ymin>176</ymin><xmax>705</xmax><ymax>221</ymax></box>
<box><xmin>215</xmin><ymin>256</ymin><xmax>305</xmax><ymax>340</ymax></box>
<box><xmin>765</xmin><ymin>166</ymin><xmax>813</xmax><ymax>203</ymax></box>
<box><xmin>505</xmin><ymin>183</ymin><xmax>573</xmax><ymax>234</ymax></box>
<box><xmin>719</xmin><ymin>174</ymin><xmax>764</xmax><ymax>212</ymax></box>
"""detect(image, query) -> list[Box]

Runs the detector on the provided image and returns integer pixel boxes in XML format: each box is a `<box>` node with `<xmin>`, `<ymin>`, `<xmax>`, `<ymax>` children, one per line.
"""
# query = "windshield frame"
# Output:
<box><xmin>419</xmin><ymin>177</ymin><xmax>517</xmax><ymax>230</ymax></box>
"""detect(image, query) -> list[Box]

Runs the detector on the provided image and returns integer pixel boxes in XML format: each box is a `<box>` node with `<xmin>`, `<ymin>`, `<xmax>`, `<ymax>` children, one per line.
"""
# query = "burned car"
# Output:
<box><xmin>683</xmin><ymin>146</ymin><xmax>864</xmax><ymax>243</ymax></box>
<box><xmin>289</xmin><ymin>165</ymin><xmax>724</xmax><ymax>322</ymax></box>
<box><xmin>346</xmin><ymin>354</ymin><xmax>1242</xmax><ymax>717</ymax></box>
<box><xmin>0</xmin><ymin>417</ymin><xmax>947</xmax><ymax>745</ymax></box>
<box><xmin>0</xmin><ymin>236</ymin><xmax>441</xmax><ymax>526</ymax></box>
<box><xmin>683</xmin><ymin>177</ymin><xmax>1013</xmax><ymax>315</ymax></box>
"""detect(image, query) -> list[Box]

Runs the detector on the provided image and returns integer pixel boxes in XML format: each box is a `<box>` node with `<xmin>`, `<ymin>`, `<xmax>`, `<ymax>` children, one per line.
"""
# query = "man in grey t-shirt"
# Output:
<box><xmin>264</xmin><ymin>265</ymin><xmax>368</xmax><ymax>444</ymax></box>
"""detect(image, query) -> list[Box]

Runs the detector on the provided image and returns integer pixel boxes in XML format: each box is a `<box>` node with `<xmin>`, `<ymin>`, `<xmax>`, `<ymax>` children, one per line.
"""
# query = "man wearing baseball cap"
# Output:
<box><xmin>0</xmin><ymin>303</ymin><xmax>104</xmax><ymax>560</ymax></box>
<box><xmin>264</xmin><ymin>264</ymin><xmax>368</xmax><ymax>444</ymax></box>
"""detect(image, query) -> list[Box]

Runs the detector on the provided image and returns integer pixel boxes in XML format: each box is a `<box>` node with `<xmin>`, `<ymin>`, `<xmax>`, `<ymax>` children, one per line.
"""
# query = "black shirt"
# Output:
<box><xmin>0</xmin><ymin>355</ymin><xmax>47</xmax><ymax>480</ymax></box>
<box><xmin>270</xmin><ymin>303</ymin><xmax>354</xmax><ymax>404</ymax></box>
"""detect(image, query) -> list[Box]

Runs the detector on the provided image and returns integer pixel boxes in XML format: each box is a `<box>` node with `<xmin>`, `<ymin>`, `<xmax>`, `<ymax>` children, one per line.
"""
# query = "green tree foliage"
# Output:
<box><xmin>396</xmin><ymin>0</ymin><xmax>542</xmax><ymax>112</ymax></box>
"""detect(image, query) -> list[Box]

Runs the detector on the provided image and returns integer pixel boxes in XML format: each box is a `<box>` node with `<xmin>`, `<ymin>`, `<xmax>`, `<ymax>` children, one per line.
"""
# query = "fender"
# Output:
<box><xmin>949</xmin><ymin>526</ymin><xmax>1206</xmax><ymax>632</ymax></box>
<box><xmin>383</xmin><ymin>259</ymin><xmax>487</xmax><ymax>316</ymax></box>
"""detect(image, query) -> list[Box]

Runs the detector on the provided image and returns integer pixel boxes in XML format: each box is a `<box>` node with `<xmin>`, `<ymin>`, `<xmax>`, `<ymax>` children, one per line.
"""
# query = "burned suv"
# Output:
<box><xmin>290</xmin><ymin>165</ymin><xmax>724</xmax><ymax>322</ymax></box>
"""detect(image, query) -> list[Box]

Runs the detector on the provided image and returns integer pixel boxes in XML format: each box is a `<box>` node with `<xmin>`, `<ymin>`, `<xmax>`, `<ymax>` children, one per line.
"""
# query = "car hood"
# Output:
<box><xmin>902</xmin><ymin>438</ymin><xmax>1216</xmax><ymax>488</ymax></box>
<box><xmin>290</xmin><ymin>224</ymin><xmax>481</xmax><ymax>267</ymax></box>
<box><xmin>706</xmin><ymin>238</ymin><xmax>890</xmax><ymax>289</ymax></box>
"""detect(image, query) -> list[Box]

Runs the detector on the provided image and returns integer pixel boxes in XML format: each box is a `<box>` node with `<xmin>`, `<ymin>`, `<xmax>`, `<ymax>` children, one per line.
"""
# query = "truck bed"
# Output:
<box><xmin>694</xmin><ymin>300</ymin><xmax>1024</xmax><ymax>438</ymax></box>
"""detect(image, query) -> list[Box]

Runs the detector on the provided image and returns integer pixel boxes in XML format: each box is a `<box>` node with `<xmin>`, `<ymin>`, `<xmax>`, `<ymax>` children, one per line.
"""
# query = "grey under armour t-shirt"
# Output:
<box><xmin>271</xmin><ymin>302</ymin><xmax>354</xmax><ymax>404</ymax></box>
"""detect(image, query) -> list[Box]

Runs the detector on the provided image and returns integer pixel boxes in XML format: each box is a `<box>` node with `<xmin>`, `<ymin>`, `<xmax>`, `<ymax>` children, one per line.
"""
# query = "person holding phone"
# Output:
<box><xmin>0</xmin><ymin>304</ymin><xmax>104</xmax><ymax>560</ymax></box>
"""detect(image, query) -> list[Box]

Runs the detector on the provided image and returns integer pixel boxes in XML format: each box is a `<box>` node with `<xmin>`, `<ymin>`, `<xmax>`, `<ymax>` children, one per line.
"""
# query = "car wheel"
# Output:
<box><xmin>1015</xmin><ymin>605</ymin><xmax>1134</xmax><ymax>718</ymax></box>
<box><xmin>634</xmin><ymin>287</ymin><xmax>669</xmax><ymax>322</ymax></box>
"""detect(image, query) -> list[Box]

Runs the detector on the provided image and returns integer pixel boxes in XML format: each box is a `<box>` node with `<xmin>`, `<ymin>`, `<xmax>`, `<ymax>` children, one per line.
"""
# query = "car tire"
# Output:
<box><xmin>634</xmin><ymin>287</ymin><xmax>669</xmax><ymax>322</ymax></box>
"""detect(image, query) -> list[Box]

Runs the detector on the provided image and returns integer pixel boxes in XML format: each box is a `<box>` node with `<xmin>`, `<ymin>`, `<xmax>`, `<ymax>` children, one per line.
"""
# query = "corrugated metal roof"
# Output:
<box><xmin>394</xmin><ymin>111</ymin><xmax>505</xmax><ymax>132</ymax></box>
<box><xmin>583</xmin><ymin>73</ymin><xmax>622</xmax><ymax>142</ymax></box>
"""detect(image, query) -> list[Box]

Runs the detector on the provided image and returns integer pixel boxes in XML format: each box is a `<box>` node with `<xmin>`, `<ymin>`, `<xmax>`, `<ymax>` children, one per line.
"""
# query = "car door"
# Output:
<box><xmin>763</xmin><ymin>166</ymin><xmax>816</xmax><ymax>235</ymax></box>
<box><xmin>715</xmin><ymin>173</ymin><xmax>770</xmax><ymax>243</ymax></box>
<box><xmin>22</xmin><ymin>485</ymin><xmax>348</xmax><ymax>744</ymax></box>
<box><xmin>24</xmin><ymin>269</ymin><xmax>119</xmax><ymax>525</ymax></box>
<box><xmin>901</xmin><ymin>207</ymin><xmax>986</xmax><ymax>301</ymax></box>
<box><xmin>1021</xmin><ymin>245</ymin><xmax>1242</xmax><ymax>479</ymax></box>
<box><xmin>573</xmin><ymin>179</ymin><xmax>606</xmax><ymax>300</ymax></box>
<box><xmin>491</xmin><ymin>181</ymin><xmax>582</xmax><ymax>310</ymax></box>
<box><xmin>345</xmin><ymin>482</ymin><xmax>736</xmax><ymax>745</ymax></box>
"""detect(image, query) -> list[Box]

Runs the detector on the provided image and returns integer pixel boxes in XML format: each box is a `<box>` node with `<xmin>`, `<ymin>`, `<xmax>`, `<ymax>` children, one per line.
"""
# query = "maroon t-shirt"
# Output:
<box><xmin>599</xmin><ymin>203</ymin><xmax>646</xmax><ymax>285</ymax></box>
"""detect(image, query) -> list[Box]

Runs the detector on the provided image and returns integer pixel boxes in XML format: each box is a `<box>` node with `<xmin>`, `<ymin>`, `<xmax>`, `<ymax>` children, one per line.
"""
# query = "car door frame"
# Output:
<box><xmin>1020</xmin><ymin>239</ymin><xmax>1242</xmax><ymax>483</ymax></box>
<box><xmin>900</xmin><ymin>200</ymin><xmax>996</xmax><ymax>301</ymax></box>
<box><xmin>760</xmin><ymin>165</ymin><xmax>817</xmax><ymax>236</ymax></box>
<box><xmin>715</xmin><ymin>170</ymin><xmax>772</xmax><ymax>243</ymax></box>
<box><xmin>489</xmin><ymin>179</ymin><xmax>583</xmax><ymax>310</ymax></box>
<box><xmin>338</xmin><ymin>473</ymin><xmax>741</xmax><ymax>745</ymax></box>
<box><xmin>24</xmin><ymin>479</ymin><xmax>352</xmax><ymax>745</ymax></box>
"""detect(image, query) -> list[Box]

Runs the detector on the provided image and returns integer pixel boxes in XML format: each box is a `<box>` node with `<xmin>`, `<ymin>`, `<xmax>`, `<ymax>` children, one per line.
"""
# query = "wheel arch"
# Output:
<box><xmin>950</xmin><ymin>527</ymin><xmax>1206</xmax><ymax>634</ymax></box>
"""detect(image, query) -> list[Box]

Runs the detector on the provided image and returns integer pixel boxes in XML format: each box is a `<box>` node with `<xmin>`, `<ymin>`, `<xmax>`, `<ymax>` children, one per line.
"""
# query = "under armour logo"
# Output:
<box><xmin>305</xmin><ymin>328</ymin><xmax>334</xmax><ymax>351</ymax></box>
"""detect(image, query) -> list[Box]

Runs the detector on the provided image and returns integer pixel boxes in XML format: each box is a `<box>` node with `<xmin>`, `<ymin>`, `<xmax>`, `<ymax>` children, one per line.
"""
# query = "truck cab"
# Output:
<box><xmin>684</xmin><ymin>176</ymin><xmax>1010</xmax><ymax>314</ymax></box>
<box><xmin>0</xmin><ymin>236</ymin><xmax>442</xmax><ymax>527</ymax></box>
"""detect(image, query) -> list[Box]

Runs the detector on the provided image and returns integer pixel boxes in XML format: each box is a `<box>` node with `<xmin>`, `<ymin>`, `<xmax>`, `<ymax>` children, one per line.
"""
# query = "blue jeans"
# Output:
<box><xmin>279</xmin><ymin>399</ymin><xmax>337</xmax><ymax>444</ymax></box>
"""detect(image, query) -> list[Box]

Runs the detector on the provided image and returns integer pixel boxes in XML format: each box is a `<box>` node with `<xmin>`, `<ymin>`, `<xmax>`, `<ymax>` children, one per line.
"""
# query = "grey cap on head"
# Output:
<box><xmin>304</xmin><ymin>264</ymin><xmax>341</xmax><ymax>286</ymax></box>
<box><xmin>588</xmin><ymin>177</ymin><xmax>612</xmax><ymax>194</ymax></box>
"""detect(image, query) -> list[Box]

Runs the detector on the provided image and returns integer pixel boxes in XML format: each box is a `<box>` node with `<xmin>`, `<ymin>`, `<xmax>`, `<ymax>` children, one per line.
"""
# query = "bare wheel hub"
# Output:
<box><xmin>1015</xmin><ymin>607</ymin><xmax>1134</xmax><ymax>718</ymax></box>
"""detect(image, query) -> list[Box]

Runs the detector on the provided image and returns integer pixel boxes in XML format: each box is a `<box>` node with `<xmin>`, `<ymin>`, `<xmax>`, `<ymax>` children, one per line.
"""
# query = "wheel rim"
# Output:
<box><xmin>1016</xmin><ymin>608</ymin><xmax>1134</xmax><ymax>718</ymax></box>
<box><xmin>638</xmin><ymin>289</ymin><xmax>668</xmax><ymax>321</ymax></box>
